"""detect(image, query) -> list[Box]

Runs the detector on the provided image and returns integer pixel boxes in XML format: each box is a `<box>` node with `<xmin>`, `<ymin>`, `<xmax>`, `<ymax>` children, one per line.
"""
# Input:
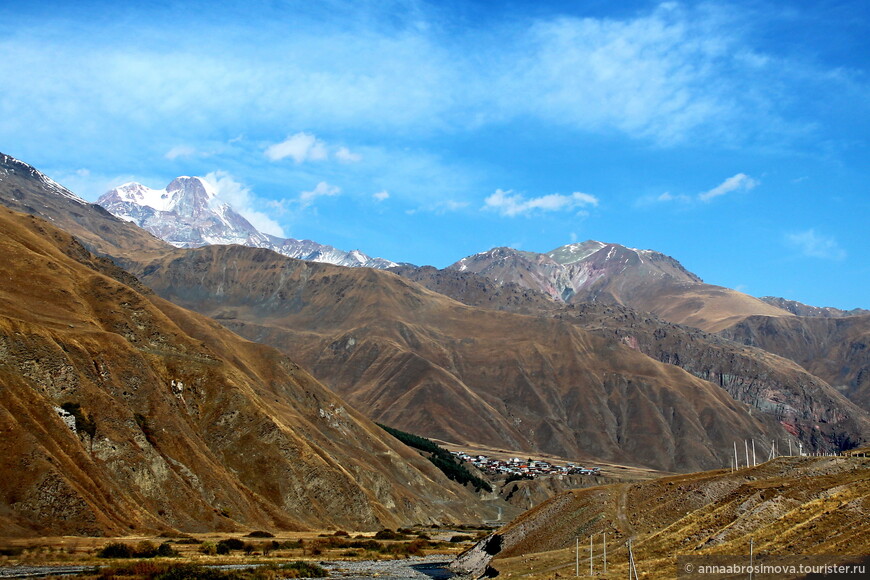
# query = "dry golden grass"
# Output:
<box><xmin>0</xmin><ymin>527</ymin><xmax>477</xmax><ymax>570</ymax></box>
<box><xmin>478</xmin><ymin>456</ymin><xmax>870</xmax><ymax>579</ymax></box>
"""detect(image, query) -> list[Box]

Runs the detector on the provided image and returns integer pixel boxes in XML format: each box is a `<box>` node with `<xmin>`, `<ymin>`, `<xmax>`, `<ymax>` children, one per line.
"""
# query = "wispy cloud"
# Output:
<box><xmin>165</xmin><ymin>145</ymin><xmax>198</xmax><ymax>160</ymax></box>
<box><xmin>299</xmin><ymin>181</ymin><xmax>341</xmax><ymax>209</ymax></box>
<box><xmin>265</xmin><ymin>133</ymin><xmax>329</xmax><ymax>163</ymax></box>
<box><xmin>336</xmin><ymin>147</ymin><xmax>363</xmax><ymax>163</ymax></box>
<box><xmin>0</xmin><ymin>0</ymin><xmax>836</xmax><ymax>161</ymax></box>
<box><xmin>373</xmin><ymin>190</ymin><xmax>390</xmax><ymax>202</ymax></box>
<box><xmin>698</xmin><ymin>173</ymin><xmax>758</xmax><ymax>202</ymax></box>
<box><xmin>202</xmin><ymin>171</ymin><xmax>286</xmax><ymax>237</ymax></box>
<box><xmin>483</xmin><ymin>189</ymin><xmax>599</xmax><ymax>217</ymax></box>
<box><xmin>785</xmin><ymin>228</ymin><xmax>846</xmax><ymax>260</ymax></box>
<box><xmin>641</xmin><ymin>174</ymin><xmax>758</xmax><ymax>207</ymax></box>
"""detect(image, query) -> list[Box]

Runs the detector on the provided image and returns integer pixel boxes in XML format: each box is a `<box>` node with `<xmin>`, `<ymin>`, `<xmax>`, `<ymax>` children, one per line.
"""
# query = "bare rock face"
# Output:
<box><xmin>0</xmin><ymin>207</ymin><xmax>488</xmax><ymax>537</ymax></box>
<box><xmin>720</xmin><ymin>314</ymin><xmax>870</xmax><ymax>411</ymax></box>
<box><xmin>556</xmin><ymin>303</ymin><xmax>870</xmax><ymax>452</ymax></box>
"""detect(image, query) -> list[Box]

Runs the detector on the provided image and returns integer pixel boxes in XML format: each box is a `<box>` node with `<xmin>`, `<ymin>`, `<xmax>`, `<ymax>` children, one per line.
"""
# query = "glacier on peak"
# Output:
<box><xmin>97</xmin><ymin>176</ymin><xmax>397</xmax><ymax>270</ymax></box>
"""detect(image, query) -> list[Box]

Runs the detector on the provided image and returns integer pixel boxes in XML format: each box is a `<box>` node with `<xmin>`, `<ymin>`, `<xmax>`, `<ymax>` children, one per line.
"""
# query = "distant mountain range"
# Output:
<box><xmin>1</xmin><ymin>150</ymin><xmax>868</xmax><ymax>535</ymax></box>
<box><xmin>97</xmin><ymin>177</ymin><xmax>398</xmax><ymax>269</ymax></box>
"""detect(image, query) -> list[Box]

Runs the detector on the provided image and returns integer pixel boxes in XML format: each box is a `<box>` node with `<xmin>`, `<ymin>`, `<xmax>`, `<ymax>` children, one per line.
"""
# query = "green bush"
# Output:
<box><xmin>374</xmin><ymin>529</ymin><xmax>407</xmax><ymax>540</ymax></box>
<box><xmin>97</xmin><ymin>542</ymin><xmax>133</xmax><ymax>558</ymax></box>
<box><xmin>245</xmin><ymin>531</ymin><xmax>275</xmax><ymax>538</ymax></box>
<box><xmin>198</xmin><ymin>542</ymin><xmax>217</xmax><ymax>556</ymax></box>
<box><xmin>156</xmin><ymin>542</ymin><xmax>179</xmax><ymax>557</ymax></box>
<box><xmin>279</xmin><ymin>561</ymin><xmax>328</xmax><ymax>578</ymax></box>
<box><xmin>217</xmin><ymin>538</ymin><xmax>245</xmax><ymax>553</ymax></box>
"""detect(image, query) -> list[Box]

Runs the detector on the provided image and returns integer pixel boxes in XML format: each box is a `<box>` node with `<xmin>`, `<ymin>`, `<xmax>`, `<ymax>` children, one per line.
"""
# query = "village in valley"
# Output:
<box><xmin>451</xmin><ymin>451</ymin><xmax>601</xmax><ymax>478</ymax></box>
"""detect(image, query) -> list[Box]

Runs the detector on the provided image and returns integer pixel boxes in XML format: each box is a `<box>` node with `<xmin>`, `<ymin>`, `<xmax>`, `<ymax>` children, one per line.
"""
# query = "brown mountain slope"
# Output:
<box><xmin>0</xmin><ymin>152</ymin><xmax>173</xmax><ymax>262</ymax></box>
<box><xmin>0</xmin><ymin>207</ymin><xmax>490</xmax><ymax>537</ymax></box>
<box><xmin>453</xmin><ymin>455</ymin><xmax>870</xmax><ymax>578</ymax></box>
<box><xmin>721</xmin><ymin>314</ymin><xmax>870</xmax><ymax>410</ymax></box>
<box><xmin>450</xmin><ymin>243</ymin><xmax>792</xmax><ymax>332</ymax></box>
<box><xmin>390</xmin><ymin>266</ymin><xmax>870</xmax><ymax>452</ymax></box>
<box><xmin>127</xmin><ymin>244</ymin><xmax>799</xmax><ymax>473</ymax></box>
<box><xmin>557</xmin><ymin>303</ymin><xmax>870</xmax><ymax>451</ymax></box>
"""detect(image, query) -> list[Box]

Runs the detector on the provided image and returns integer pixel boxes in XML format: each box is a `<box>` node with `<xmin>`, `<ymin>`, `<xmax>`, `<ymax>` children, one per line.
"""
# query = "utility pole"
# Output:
<box><xmin>745</xmin><ymin>440</ymin><xmax>750</xmax><ymax>468</ymax></box>
<box><xmin>788</xmin><ymin>439</ymin><xmax>792</xmax><ymax>456</ymax></box>
<box><xmin>752</xmin><ymin>439</ymin><xmax>757</xmax><ymax>466</ymax></box>
<box><xmin>628</xmin><ymin>539</ymin><xmax>639</xmax><ymax>580</ymax></box>
<box><xmin>734</xmin><ymin>441</ymin><xmax>739</xmax><ymax>469</ymax></box>
<box><xmin>575</xmin><ymin>536</ymin><xmax>579</xmax><ymax>577</ymax></box>
<box><xmin>749</xmin><ymin>538</ymin><xmax>754</xmax><ymax>580</ymax></box>
<box><xmin>590</xmin><ymin>535</ymin><xmax>593</xmax><ymax>577</ymax></box>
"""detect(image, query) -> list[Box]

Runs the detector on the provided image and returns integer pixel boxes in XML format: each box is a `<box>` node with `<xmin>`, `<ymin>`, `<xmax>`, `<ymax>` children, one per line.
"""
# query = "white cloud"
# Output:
<box><xmin>202</xmin><ymin>171</ymin><xmax>286</xmax><ymax>237</ymax></box>
<box><xmin>0</xmin><ymin>1</ymin><xmax>813</xmax><ymax>159</ymax></box>
<box><xmin>698</xmin><ymin>173</ymin><xmax>758</xmax><ymax>202</ymax></box>
<box><xmin>265</xmin><ymin>133</ymin><xmax>328</xmax><ymax>163</ymax></box>
<box><xmin>299</xmin><ymin>181</ymin><xmax>341</xmax><ymax>209</ymax></box>
<box><xmin>785</xmin><ymin>229</ymin><xmax>846</xmax><ymax>260</ymax></box>
<box><xmin>484</xmin><ymin>189</ymin><xmax>599</xmax><ymax>217</ymax></box>
<box><xmin>336</xmin><ymin>146</ymin><xmax>363</xmax><ymax>163</ymax></box>
<box><xmin>165</xmin><ymin>145</ymin><xmax>197</xmax><ymax>160</ymax></box>
<box><xmin>373</xmin><ymin>190</ymin><xmax>390</xmax><ymax>202</ymax></box>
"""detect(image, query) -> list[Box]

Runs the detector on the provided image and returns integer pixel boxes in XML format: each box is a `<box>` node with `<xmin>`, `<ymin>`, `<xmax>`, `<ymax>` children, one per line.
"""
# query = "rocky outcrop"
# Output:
<box><xmin>557</xmin><ymin>303</ymin><xmax>870</xmax><ymax>452</ymax></box>
<box><xmin>721</xmin><ymin>314</ymin><xmax>870</xmax><ymax>410</ymax></box>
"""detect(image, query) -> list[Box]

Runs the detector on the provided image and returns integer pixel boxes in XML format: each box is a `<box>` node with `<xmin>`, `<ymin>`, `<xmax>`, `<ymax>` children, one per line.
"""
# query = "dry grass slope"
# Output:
<box><xmin>0</xmin><ymin>207</ymin><xmax>492</xmax><ymax>537</ymax></box>
<box><xmin>454</xmin><ymin>455</ymin><xmax>870</xmax><ymax>578</ymax></box>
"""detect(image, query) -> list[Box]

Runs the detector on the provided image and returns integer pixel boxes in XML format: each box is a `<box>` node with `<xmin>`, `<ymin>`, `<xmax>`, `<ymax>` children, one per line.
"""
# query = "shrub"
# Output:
<box><xmin>450</xmin><ymin>535</ymin><xmax>472</xmax><ymax>543</ymax></box>
<box><xmin>198</xmin><ymin>542</ymin><xmax>217</xmax><ymax>556</ymax></box>
<box><xmin>245</xmin><ymin>531</ymin><xmax>275</xmax><ymax>538</ymax></box>
<box><xmin>156</xmin><ymin>542</ymin><xmax>179</xmax><ymax>557</ymax></box>
<box><xmin>174</xmin><ymin>538</ymin><xmax>202</xmax><ymax>545</ymax></box>
<box><xmin>134</xmin><ymin>541</ymin><xmax>158</xmax><ymax>558</ymax></box>
<box><xmin>97</xmin><ymin>542</ymin><xmax>133</xmax><ymax>558</ymax></box>
<box><xmin>281</xmin><ymin>561</ymin><xmax>327</xmax><ymax>577</ymax></box>
<box><xmin>217</xmin><ymin>538</ymin><xmax>245</xmax><ymax>552</ymax></box>
<box><xmin>374</xmin><ymin>529</ymin><xmax>407</xmax><ymax>540</ymax></box>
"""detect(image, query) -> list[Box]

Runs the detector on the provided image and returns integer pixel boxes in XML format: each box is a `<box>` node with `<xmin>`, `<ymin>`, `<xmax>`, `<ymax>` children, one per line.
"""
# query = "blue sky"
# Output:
<box><xmin>1</xmin><ymin>0</ymin><xmax>868</xmax><ymax>309</ymax></box>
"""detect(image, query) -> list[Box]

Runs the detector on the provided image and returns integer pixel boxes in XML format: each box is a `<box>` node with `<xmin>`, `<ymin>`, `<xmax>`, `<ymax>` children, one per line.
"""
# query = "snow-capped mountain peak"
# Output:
<box><xmin>97</xmin><ymin>176</ymin><xmax>397</xmax><ymax>269</ymax></box>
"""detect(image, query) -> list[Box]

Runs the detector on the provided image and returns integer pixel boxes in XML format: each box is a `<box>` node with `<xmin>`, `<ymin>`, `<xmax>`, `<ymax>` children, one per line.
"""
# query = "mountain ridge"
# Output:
<box><xmin>97</xmin><ymin>177</ymin><xmax>398</xmax><ymax>269</ymax></box>
<box><xmin>449</xmin><ymin>243</ymin><xmax>792</xmax><ymax>332</ymax></box>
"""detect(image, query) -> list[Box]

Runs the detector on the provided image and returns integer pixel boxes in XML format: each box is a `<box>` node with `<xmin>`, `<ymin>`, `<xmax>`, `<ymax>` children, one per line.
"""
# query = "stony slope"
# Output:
<box><xmin>556</xmin><ymin>303</ymin><xmax>870</xmax><ymax>450</ymax></box>
<box><xmin>721</xmin><ymin>314</ymin><xmax>870</xmax><ymax>410</ymax></box>
<box><xmin>453</xmin><ymin>455</ymin><xmax>870</xmax><ymax>578</ymax></box>
<box><xmin>0</xmin><ymin>207</ymin><xmax>490</xmax><ymax>537</ymax></box>
<box><xmin>128</xmin><ymin>244</ymin><xmax>800</xmax><ymax>473</ymax></box>
<box><xmin>0</xmin><ymin>153</ymin><xmax>173</xmax><ymax>263</ymax></box>
<box><xmin>450</xmin><ymin>243</ymin><xmax>792</xmax><ymax>332</ymax></box>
